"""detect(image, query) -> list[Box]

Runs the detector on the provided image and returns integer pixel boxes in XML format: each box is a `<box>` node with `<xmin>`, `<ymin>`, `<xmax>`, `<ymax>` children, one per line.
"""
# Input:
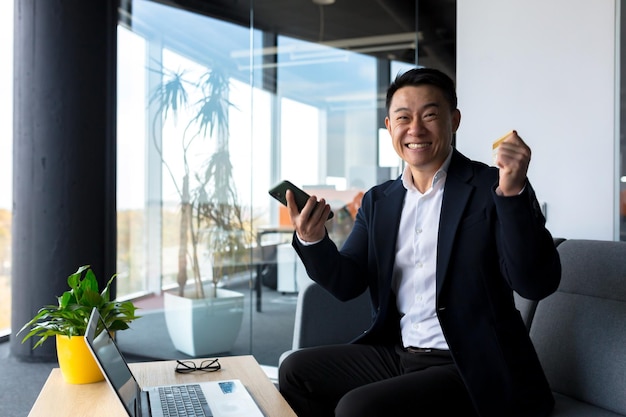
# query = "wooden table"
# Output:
<box><xmin>28</xmin><ymin>355</ymin><xmax>296</xmax><ymax>417</ymax></box>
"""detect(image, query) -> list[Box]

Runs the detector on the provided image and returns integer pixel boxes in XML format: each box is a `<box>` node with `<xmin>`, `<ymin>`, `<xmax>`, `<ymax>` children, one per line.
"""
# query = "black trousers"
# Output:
<box><xmin>278</xmin><ymin>344</ymin><xmax>478</xmax><ymax>417</ymax></box>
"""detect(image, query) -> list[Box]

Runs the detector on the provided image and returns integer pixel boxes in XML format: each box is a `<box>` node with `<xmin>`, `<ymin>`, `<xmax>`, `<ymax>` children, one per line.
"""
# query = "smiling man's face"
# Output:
<box><xmin>385</xmin><ymin>84</ymin><xmax>461</xmax><ymax>178</ymax></box>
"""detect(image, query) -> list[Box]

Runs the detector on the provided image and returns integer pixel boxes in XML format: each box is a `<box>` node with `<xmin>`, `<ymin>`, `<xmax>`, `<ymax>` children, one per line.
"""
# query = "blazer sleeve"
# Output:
<box><xmin>493</xmin><ymin>182</ymin><xmax>561</xmax><ymax>300</ymax></box>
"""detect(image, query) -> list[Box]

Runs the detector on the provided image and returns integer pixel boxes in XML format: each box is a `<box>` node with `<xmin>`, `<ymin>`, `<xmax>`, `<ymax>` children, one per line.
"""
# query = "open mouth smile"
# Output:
<box><xmin>406</xmin><ymin>143</ymin><xmax>430</xmax><ymax>149</ymax></box>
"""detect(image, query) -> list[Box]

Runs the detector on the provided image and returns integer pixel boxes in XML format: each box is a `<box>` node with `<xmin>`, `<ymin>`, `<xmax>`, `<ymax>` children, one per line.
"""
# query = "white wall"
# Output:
<box><xmin>456</xmin><ymin>0</ymin><xmax>618</xmax><ymax>240</ymax></box>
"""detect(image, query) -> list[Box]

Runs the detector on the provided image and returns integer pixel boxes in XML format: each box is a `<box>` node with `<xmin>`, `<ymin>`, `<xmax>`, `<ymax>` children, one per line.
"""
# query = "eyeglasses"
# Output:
<box><xmin>175</xmin><ymin>358</ymin><xmax>221</xmax><ymax>374</ymax></box>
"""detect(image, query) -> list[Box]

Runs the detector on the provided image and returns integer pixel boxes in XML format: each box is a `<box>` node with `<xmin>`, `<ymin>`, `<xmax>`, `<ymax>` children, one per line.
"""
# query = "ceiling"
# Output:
<box><xmin>151</xmin><ymin>0</ymin><xmax>457</xmax><ymax>77</ymax></box>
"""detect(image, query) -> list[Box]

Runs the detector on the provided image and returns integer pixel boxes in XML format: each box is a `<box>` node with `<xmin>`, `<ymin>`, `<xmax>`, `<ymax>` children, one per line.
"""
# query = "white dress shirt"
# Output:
<box><xmin>392</xmin><ymin>151</ymin><xmax>452</xmax><ymax>350</ymax></box>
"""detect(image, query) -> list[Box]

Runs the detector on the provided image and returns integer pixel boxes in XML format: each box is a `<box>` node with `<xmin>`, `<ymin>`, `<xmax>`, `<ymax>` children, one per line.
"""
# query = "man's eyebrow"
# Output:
<box><xmin>392</xmin><ymin>102</ymin><xmax>440</xmax><ymax>113</ymax></box>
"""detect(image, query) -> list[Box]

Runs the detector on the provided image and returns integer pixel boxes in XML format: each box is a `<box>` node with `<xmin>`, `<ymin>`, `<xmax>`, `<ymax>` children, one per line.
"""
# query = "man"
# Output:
<box><xmin>278</xmin><ymin>68</ymin><xmax>561</xmax><ymax>417</ymax></box>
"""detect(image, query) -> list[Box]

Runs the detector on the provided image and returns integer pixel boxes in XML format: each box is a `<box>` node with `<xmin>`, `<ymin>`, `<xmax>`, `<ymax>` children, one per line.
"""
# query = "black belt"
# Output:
<box><xmin>405</xmin><ymin>347</ymin><xmax>448</xmax><ymax>354</ymax></box>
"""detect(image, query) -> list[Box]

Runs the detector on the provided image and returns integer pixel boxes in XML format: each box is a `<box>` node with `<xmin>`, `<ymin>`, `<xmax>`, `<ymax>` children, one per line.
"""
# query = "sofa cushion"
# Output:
<box><xmin>550</xmin><ymin>393</ymin><xmax>625</xmax><ymax>417</ymax></box>
<box><xmin>530</xmin><ymin>239</ymin><xmax>626</xmax><ymax>415</ymax></box>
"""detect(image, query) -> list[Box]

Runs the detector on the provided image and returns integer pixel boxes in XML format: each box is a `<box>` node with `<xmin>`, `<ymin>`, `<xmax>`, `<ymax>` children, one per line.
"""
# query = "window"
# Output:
<box><xmin>116</xmin><ymin>1</ymin><xmax>408</xmax><ymax>300</ymax></box>
<box><xmin>116</xmin><ymin>0</ymin><xmax>408</xmax><ymax>363</ymax></box>
<box><xmin>0</xmin><ymin>1</ymin><xmax>13</xmax><ymax>337</ymax></box>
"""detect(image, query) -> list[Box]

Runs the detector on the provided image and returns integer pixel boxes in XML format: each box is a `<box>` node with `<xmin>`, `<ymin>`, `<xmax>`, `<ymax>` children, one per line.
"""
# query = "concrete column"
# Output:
<box><xmin>11</xmin><ymin>0</ymin><xmax>117</xmax><ymax>361</ymax></box>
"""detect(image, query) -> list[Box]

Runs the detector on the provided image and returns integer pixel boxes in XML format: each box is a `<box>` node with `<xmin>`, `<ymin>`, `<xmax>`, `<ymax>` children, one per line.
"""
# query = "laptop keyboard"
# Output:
<box><xmin>159</xmin><ymin>384</ymin><xmax>213</xmax><ymax>417</ymax></box>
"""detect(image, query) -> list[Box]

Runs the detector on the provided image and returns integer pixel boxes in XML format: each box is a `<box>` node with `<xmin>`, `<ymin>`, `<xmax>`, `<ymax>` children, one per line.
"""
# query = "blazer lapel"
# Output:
<box><xmin>374</xmin><ymin>180</ymin><xmax>406</xmax><ymax>289</ymax></box>
<box><xmin>436</xmin><ymin>150</ymin><xmax>474</xmax><ymax>298</ymax></box>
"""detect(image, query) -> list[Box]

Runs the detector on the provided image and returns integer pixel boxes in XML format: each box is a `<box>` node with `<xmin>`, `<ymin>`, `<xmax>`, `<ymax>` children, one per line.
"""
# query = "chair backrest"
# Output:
<box><xmin>529</xmin><ymin>239</ymin><xmax>626</xmax><ymax>414</ymax></box>
<box><xmin>292</xmin><ymin>282</ymin><xmax>372</xmax><ymax>349</ymax></box>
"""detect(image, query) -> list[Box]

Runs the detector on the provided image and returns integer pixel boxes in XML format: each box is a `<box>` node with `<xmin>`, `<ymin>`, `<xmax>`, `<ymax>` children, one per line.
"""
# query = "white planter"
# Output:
<box><xmin>163</xmin><ymin>288</ymin><xmax>244</xmax><ymax>357</ymax></box>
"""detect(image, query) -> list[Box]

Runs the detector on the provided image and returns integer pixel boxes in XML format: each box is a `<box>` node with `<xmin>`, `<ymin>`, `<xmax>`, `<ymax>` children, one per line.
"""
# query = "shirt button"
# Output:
<box><xmin>417</xmin><ymin>262</ymin><xmax>424</xmax><ymax>268</ymax></box>
<box><xmin>412</xmin><ymin>323</ymin><xmax>420</xmax><ymax>330</ymax></box>
<box><xmin>416</xmin><ymin>228</ymin><xmax>423</xmax><ymax>234</ymax></box>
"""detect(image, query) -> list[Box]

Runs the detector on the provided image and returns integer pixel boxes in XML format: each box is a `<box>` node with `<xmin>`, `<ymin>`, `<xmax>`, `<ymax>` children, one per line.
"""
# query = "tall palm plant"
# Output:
<box><xmin>150</xmin><ymin>63</ymin><xmax>248</xmax><ymax>299</ymax></box>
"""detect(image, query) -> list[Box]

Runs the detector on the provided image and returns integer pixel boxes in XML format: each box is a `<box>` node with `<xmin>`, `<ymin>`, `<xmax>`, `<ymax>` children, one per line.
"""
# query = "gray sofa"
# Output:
<box><xmin>279</xmin><ymin>239</ymin><xmax>626</xmax><ymax>416</ymax></box>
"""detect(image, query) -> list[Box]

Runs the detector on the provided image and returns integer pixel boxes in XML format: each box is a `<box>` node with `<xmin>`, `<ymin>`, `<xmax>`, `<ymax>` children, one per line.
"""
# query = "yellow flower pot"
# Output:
<box><xmin>56</xmin><ymin>334</ymin><xmax>104</xmax><ymax>384</ymax></box>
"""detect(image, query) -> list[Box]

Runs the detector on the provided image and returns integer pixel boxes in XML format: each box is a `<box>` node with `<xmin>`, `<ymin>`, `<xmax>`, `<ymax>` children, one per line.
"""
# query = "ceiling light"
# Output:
<box><xmin>312</xmin><ymin>0</ymin><xmax>335</xmax><ymax>5</ymax></box>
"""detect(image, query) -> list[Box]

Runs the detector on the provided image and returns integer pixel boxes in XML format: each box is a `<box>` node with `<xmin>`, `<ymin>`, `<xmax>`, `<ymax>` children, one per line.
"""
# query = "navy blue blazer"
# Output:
<box><xmin>293</xmin><ymin>149</ymin><xmax>561</xmax><ymax>417</ymax></box>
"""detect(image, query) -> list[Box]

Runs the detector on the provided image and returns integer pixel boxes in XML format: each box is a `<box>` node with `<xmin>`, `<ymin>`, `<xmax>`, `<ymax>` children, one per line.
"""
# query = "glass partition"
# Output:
<box><xmin>0</xmin><ymin>1</ymin><xmax>13</xmax><ymax>337</ymax></box>
<box><xmin>115</xmin><ymin>0</ymin><xmax>411</xmax><ymax>366</ymax></box>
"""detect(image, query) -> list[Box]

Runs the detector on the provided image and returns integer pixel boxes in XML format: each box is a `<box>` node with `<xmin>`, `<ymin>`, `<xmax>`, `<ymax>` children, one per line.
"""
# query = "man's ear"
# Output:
<box><xmin>452</xmin><ymin>109</ymin><xmax>461</xmax><ymax>132</ymax></box>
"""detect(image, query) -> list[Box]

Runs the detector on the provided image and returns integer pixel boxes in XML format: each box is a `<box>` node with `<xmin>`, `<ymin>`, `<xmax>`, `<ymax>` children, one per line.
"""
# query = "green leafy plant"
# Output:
<box><xmin>18</xmin><ymin>265</ymin><xmax>140</xmax><ymax>348</ymax></box>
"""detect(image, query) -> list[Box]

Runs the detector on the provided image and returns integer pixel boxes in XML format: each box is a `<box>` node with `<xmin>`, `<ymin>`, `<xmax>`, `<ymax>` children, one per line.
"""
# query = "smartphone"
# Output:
<box><xmin>268</xmin><ymin>180</ymin><xmax>334</xmax><ymax>220</ymax></box>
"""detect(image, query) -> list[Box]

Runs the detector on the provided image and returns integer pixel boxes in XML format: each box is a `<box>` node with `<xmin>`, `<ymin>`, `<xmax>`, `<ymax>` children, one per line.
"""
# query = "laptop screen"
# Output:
<box><xmin>85</xmin><ymin>307</ymin><xmax>140</xmax><ymax>417</ymax></box>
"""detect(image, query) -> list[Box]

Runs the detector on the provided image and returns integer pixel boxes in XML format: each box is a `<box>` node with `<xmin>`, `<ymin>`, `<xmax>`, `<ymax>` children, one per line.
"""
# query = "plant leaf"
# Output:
<box><xmin>18</xmin><ymin>265</ymin><xmax>140</xmax><ymax>348</ymax></box>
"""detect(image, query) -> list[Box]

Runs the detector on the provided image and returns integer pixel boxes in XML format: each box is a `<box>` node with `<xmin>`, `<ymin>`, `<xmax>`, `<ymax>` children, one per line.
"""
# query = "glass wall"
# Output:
<box><xmin>115</xmin><ymin>0</ymin><xmax>409</xmax><ymax>364</ymax></box>
<box><xmin>0</xmin><ymin>1</ymin><xmax>13</xmax><ymax>338</ymax></box>
<box><xmin>116</xmin><ymin>0</ymin><xmax>416</xmax><ymax>294</ymax></box>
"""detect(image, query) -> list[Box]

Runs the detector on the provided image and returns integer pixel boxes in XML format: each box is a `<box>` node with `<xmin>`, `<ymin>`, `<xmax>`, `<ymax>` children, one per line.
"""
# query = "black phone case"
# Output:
<box><xmin>268</xmin><ymin>180</ymin><xmax>334</xmax><ymax>220</ymax></box>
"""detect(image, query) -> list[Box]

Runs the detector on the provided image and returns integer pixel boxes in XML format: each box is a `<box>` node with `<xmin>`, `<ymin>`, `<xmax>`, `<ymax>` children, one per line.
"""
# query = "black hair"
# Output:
<box><xmin>385</xmin><ymin>67</ymin><xmax>457</xmax><ymax>115</ymax></box>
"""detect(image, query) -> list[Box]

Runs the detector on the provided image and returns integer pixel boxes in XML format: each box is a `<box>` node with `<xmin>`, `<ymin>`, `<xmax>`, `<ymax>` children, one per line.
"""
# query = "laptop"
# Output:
<box><xmin>84</xmin><ymin>307</ymin><xmax>265</xmax><ymax>417</ymax></box>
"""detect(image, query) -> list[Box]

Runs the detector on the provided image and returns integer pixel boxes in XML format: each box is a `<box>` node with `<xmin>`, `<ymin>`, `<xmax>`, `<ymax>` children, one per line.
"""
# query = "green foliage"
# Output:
<box><xmin>18</xmin><ymin>265</ymin><xmax>140</xmax><ymax>349</ymax></box>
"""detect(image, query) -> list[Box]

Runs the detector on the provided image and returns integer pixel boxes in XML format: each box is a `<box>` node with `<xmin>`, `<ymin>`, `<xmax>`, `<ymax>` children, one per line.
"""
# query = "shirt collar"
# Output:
<box><xmin>401</xmin><ymin>148</ymin><xmax>453</xmax><ymax>192</ymax></box>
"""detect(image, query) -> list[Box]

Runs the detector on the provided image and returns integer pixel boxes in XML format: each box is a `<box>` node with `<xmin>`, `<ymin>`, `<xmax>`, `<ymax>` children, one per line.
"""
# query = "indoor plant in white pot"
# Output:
<box><xmin>151</xmin><ymin>62</ymin><xmax>252</xmax><ymax>356</ymax></box>
<box><xmin>18</xmin><ymin>265</ymin><xmax>140</xmax><ymax>384</ymax></box>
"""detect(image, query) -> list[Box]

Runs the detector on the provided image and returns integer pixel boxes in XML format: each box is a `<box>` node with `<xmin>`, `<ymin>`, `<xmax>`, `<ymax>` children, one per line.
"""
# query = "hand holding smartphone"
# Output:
<box><xmin>268</xmin><ymin>180</ymin><xmax>334</xmax><ymax>220</ymax></box>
